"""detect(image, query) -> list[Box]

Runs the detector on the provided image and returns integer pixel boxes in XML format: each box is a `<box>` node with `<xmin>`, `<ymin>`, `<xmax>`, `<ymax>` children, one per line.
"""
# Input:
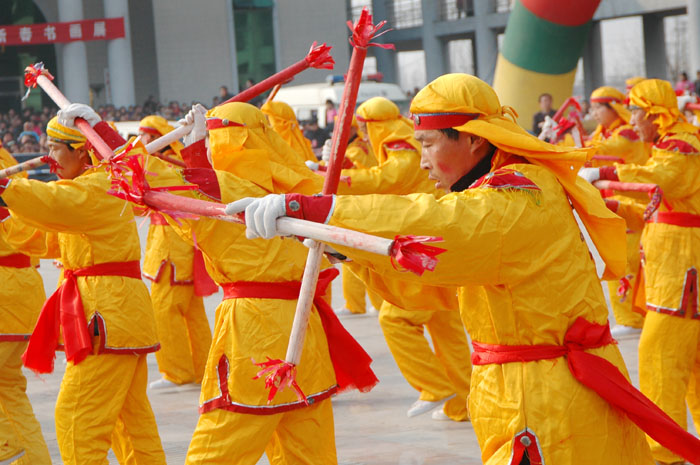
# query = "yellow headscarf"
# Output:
<box><xmin>628</xmin><ymin>78</ymin><xmax>698</xmax><ymax>135</ymax></box>
<box><xmin>410</xmin><ymin>73</ymin><xmax>625</xmax><ymax>279</ymax></box>
<box><xmin>356</xmin><ymin>97</ymin><xmax>421</xmax><ymax>164</ymax></box>
<box><xmin>46</xmin><ymin>116</ymin><xmax>86</xmax><ymax>149</ymax></box>
<box><xmin>139</xmin><ymin>115</ymin><xmax>184</xmax><ymax>156</ymax></box>
<box><xmin>206</xmin><ymin>102</ymin><xmax>323</xmax><ymax>195</ymax></box>
<box><xmin>625</xmin><ymin>76</ymin><xmax>646</xmax><ymax>93</ymax></box>
<box><xmin>260</xmin><ymin>101</ymin><xmax>317</xmax><ymax>163</ymax></box>
<box><xmin>590</xmin><ymin>86</ymin><xmax>630</xmax><ymax>123</ymax></box>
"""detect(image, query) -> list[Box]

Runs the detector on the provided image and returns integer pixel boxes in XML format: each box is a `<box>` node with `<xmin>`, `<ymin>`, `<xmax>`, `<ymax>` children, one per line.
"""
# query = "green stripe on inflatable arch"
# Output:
<box><xmin>501</xmin><ymin>0</ymin><xmax>591</xmax><ymax>75</ymax></box>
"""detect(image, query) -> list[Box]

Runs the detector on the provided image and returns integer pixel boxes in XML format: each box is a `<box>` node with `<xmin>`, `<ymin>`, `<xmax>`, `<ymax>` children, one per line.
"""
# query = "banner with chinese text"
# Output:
<box><xmin>0</xmin><ymin>17</ymin><xmax>124</xmax><ymax>46</ymax></box>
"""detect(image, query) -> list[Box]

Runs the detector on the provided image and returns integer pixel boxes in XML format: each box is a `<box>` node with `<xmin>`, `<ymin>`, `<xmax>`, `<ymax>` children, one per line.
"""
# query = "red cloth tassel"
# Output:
<box><xmin>22</xmin><ymin>261</ymin><xmax>142</xmax><ymax>374</ymax></box>
<box><xmin>472</xmin><ymin>317</ymin><xmax>700</xmax><ymax>465</ymax></box>
<box><xmin>390</xmin><ymin>235</ymin><xmax>446</xmax><ymax>276</ymax></box>
<box><xmin>193</xmin><ymin>248</ymin><xmax>218</xmax><ymax>297</ymax></box>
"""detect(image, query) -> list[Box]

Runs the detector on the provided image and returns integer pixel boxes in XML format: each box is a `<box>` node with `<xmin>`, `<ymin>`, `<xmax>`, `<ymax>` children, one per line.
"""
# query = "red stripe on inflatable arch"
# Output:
<box><xmin>520</xmin><ymin>0</ymin><xmax>601</xmax><ymax>27</ymax></box>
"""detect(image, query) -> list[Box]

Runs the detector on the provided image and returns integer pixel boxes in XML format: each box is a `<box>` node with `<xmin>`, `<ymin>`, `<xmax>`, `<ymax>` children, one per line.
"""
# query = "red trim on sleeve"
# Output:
<box><xmin>180</xmin><ymin>139</ymin><xmax>212</xmax><ymax>169</ymax></box>
<box><xmin>0</xmin><ymin>179</ymin><xmax>8</xmax><ymax>195</ymax></box>
<box><xmin>599</xmin><ymin>166</ymin><xmax>619</xmax><ymax>181</ymax></box>
<box><xmin>285</xmin><ymin>194</ymin><xmax>334</xmax><ymax>224</ymax></box>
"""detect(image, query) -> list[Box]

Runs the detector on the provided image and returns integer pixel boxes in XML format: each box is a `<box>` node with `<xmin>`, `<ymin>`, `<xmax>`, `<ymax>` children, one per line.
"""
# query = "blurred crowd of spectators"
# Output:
<box><xmin>0</xmin><ymin>96</ymin><xmax>199</xmax><ymax>155</ymax></box>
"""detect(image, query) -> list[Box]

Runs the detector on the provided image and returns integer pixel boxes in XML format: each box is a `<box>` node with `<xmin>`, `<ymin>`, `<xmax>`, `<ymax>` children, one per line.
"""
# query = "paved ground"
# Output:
<box><xmin>21</xmin><ymin>224</ymin><xmax>695</xmax><ymax>464</ymax></box>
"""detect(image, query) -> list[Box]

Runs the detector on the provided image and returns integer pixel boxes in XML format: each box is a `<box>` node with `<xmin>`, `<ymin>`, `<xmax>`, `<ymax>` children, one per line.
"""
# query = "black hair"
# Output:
<box><xmin>438</xmin><ymin>127</ymin><xmax>460</xmax><ymax>140</ymax></box>
<box><xmin>538</xmin><ymin>93</ymin><xmax>552</xmax><ymax>102</ymax></box>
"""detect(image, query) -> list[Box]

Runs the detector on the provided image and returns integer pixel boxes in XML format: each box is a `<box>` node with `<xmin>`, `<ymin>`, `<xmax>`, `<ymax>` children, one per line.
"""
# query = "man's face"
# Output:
<box><xmin>539</xmin><ymin>95</ymin><xmax>552</xmax><ymax>112</ymax></box>
<box><xmin>415</xmin><ymin>129</ymin><xmax>477</xmax><ymax>191</ymax></box>
<box><xmin>48</xmin><ymin>140</ymin><xmax>88</xmax><ymax>179</ymax></box>
<box><xmin>630</xmin><ymin>108</ymin><xmax>659</xmax><ymax>142</ymax></box>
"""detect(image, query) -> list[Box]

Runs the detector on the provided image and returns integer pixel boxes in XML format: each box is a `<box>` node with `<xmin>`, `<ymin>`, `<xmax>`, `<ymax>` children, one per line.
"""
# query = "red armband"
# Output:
<box><xmin>599</xmin><ymin>165</ymin><xmax>619</xmax><ymax>181</ymax></box>
<box><xmin>181</xmin><ymin>139</ymin><xmax>212</xmax><ymax>169</ymax></box>
<box><xmin>285</xmin><ymin>194</ymin><xmax>335</xmax><ymax>224</ymax></box>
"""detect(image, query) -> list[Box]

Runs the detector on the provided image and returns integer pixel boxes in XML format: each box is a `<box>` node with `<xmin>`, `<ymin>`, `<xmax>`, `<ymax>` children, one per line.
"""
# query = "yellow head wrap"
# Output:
<box><xmin>628</xmin><ymin>79</ymin><xmax>697</xmax><ymax>135</ymax></box>
<box><xmin>46</xmin><ymin>116</ymin><xmax>86</xmax><ymax>149</ymax></box>
<box><xmin>625</xmin><ymin>76</ymin><xmax>645</xmax><ymax>92</ymax></box>
<box><xmin>206</xmin><ymin>102</ymin><xmax>323</xmax><ymax>195</ymax></box>
<box><xmin>410</xmin><ymin>73</ymin><xmax>625</xmax><ymax>279</ymax></box>
<box><xmin>139</xmin><ymin>115</ymin><xmax>184</xmax><ymax>156</ymax></box>
<box><xmin>590</xmin><ymin>86</ymin><xmax>630</xmax><ymax>123</ymax></box>
<box><xmin>260</xmin><ymin>101</ymin><xmax>317</xmax><ymax>163</ymax></box>
<box><xmin>356</xmin><ymin>97</ymin><xmax>421</xmax><ymax>164</ymax></box>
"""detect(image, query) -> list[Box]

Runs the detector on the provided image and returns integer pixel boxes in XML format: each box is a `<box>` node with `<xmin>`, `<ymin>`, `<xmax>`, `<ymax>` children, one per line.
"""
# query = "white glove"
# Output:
<box><xmin>305</xmin><ymin>160</ymin><xmax>320</xmax><ymax>171</ymax></box>
<box><xmin>578</xmin><ymin>167</ymin><xmax>601</xmax><ymax>184</ymax></box>
<box><xmin>538</xmin><ymin>115</ymin><xmax>555</xmax><ymax>141</ymax></box>
<box><xmin>225</xmin><ymin>194</ymin><xmax>286</xmax><ymax>239</ymax></box>
<box><xmin>321</xmin><ymin>139</ymin><xmax>333</xmax><ymax>163</ymax></box>
<box><xmin>179</xmin><ymin>103</ymin><xmax>208</xmax><ymax>146</ymax></box>
<box><xmin>57</xmin><ymin>103</ymin><xmax>101</xmax><ymax>128</ymax></box>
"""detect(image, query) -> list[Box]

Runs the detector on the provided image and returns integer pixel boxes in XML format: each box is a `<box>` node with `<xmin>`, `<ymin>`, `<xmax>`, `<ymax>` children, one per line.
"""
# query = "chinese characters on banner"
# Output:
<box><xmin>0</xmin><ymin>17</ymin><xmax>124</xmax><ymax>46</ymax></box>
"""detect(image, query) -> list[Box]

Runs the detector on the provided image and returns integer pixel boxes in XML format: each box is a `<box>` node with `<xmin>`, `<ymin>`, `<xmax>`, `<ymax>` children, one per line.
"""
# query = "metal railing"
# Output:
<box><xmin>386</xmin><ymin>0</ymin><xmax>423</xmax><ymax>28</ymax></box>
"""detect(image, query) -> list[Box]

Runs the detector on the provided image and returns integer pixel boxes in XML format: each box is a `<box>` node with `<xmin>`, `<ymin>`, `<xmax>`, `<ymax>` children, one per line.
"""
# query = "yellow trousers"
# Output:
<box><xmin>185</xmin><ymin>398</ymin><xmax>337</xmax><ymax>465</ymax></box>
<box><xmin>55</xmin><ymin>353</ymin><xmax>166</xmax><ymax>465</ymax></box>
<box><xmin>607</xmin><ymin>278</ymin><xmax>645</xmax><ymax>328</ymax></box>
<box><xmin>378</xmin><ymin>301</ymin><xmax>471</xmax><ymax>421</ymax></box>
<box><xmin>0</xmin><ymin>342</ymin><xmax>50</xmax><ymax>464</ymax></box>
<box><xmin>639</xmin><ymin>310</ymin><xmax>700</xmax><ymax>463</ymax></box>
<box><xmin>151</xmin><ymin>265</ymin><xmax>212</xmax><ymax>384</ymax></box>
<box><xmin>342</xmin><ymin>264</ymin><xmax>383</xmax><ymax>314</ymax></box>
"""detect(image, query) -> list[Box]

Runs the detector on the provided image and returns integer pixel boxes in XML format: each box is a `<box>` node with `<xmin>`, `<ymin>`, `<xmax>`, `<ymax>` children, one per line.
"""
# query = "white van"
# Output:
<box><xmin>274</xmin><ymin>80</ymin><xmax>410</xmax><ymax>128</ymax></box>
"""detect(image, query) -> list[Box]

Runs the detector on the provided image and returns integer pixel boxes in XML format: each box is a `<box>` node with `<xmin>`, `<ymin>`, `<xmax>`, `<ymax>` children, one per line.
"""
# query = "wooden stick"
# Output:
<box><xmin>144</xmin><ymin>124</ymin><xmax>192</xmax><ymax>156</ymax></box>
<box><xmin>32</xmin><ymin>74</ymin><xmax>115</xmax><ymax>162</ymax></box>
<box><xmin>284</xmin><ymin>8</ymin><xmax>391</xmax><ymax>368</ymax></box>
<box><xmin>593</xmin><ymin>180</ymin><xmax>657</xmax><ymax>193</ymax></box>
<box><xmin>142</xmin><ymin>190</ymin><xmax>393</xmax><ymax>256</ymax></box>
<box><xmin>0</xmin><ymin>155</ymin><xmax>47</xmax><ymax>179</ymax></box>
<box><xmin>265</xmin><ymin>84</ymin><xmax>282</xmax><ymax>104</ymax></box>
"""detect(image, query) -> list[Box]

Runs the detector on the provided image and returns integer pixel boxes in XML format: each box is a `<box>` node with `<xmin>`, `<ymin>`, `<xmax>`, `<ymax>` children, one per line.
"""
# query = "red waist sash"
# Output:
<box><xmin>22</xmin><ymin>261</ymin><xmax>142</xmax><ymax>374</ymax></box>
<box><xmin>221</xmin><ymin>268</ymin><xmax>378</xmax><ymax>394</ymax></box>
<box><xmin>0</xmin><ymin>253</ymin><xmax>31</xmax><ymax>268</ymax></box>
<box><xmin>651</xmin><ymin>211</ymin><xmax>700</xmax><ymax>228</ymax></box>
<box><xmin>471</xmin><ymin>317</ymin><xmax>700</xmax><ymax>465</ymax></box>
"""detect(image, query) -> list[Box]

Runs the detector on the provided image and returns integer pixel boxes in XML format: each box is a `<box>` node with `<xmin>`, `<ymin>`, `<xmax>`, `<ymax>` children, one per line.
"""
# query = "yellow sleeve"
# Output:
<box><xmin>2</xmin><ymin>172</ymin><xmax>117</xmax><ymax>234</ymax></box>
<box><xmin>337</xmin><ymin>150</ymin><xmax>425</xmax><ymax>195</ymax></box>
<box><xmin>611</xmin><ymin>198</ymin><xmax>646</xmax><ymax>232</ymax></box>
<box><xmin>616</xmin><ymin>144</ymin><xmax>700</xmax><ymax>200</ymax></box>
<box><xmin>591</xmin><ymin>132</ymin><xmax>648</xmax><ymax>165</ymax></box>
<box><xmin>0</xmin><ymin>216</ymin><xmax>59</xmax><ymax>258</ymax></box>
<box><xmin>327</xmin><ymin>190</ymin><xmax>511</xmax><ymax>287</ymax></box>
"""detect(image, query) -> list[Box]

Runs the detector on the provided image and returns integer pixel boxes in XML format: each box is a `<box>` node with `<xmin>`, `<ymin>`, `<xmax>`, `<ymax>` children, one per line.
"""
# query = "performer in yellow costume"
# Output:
<box><xmin>261</xmin><ymin>100</ymin><xmax>318</xmax><ymax>162</ymax></box>
<box><xmin>230</xmin><ymin>74</ymin><xmax>678</xmax><ymax>464</ymax></box>
<box><xmin>328</xmin><ymin>97</ymin><xmax>472</xmax><ymax>421</ymax></box>
<box><xmin>141</xmin><ymin>102</ymin><xmax>375</xmax><ymax>464</ymax></box>
<box><xmin>0</xmin><ymin>147</ymin><xmax>51</xmax><ymax>465</ymax></box>
<box><xmin>138</xmin><ymin>115</ymin><xmax>214</xmax><ymax>389</ymax></box>
<box><xmin>586</xmin><ymin>86</ymin><xmax>650</xmax><ymax>336</ymax></box>
<box><xmin>581</xmin><ymin>79</ymin><xmax>700</xmax><ymax>464</ymax></box>
<box><xmin>0</xmin><ymin>111</ymin><xmax>166</xmax><ymax>465</ymax></box>
<box><xmin>334</xmin><ymin>117</ymin><xmax>383</xmax><ymax>315</ymax></box>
